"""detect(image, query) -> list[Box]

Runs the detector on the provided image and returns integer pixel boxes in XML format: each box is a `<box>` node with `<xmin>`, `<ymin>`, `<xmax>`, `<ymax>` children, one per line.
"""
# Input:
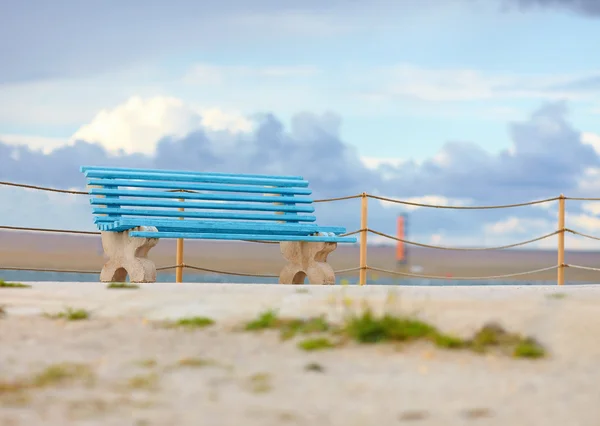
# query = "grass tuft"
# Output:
<box><xmin>45</xmin><ymin>307</ymin><xmax>90</xmax><ymax>321</ymax></box>
<box><xmin>169</xmin><ymin>316</ymin><xmax>215</xmax><ymax>329</ymax></box>
<box><xmin>177</xmin><ymin>357</ymin><xmax>216</xmax><ymax>368</ymax></box>
<box><xmin>513</xmin><ymin>338</ymin><xmax>546</xmax><ymax>359</ymax></box>
<box><xmin>107</xmin><ymin>282</ymin><xmax>140</xmax><ymax>290</ymax></box>
<box><xmin>280</xmin><ymin>315</ymin><xmax>330</xmax><ymax>340</ymax></box>
<box><xmin>298</xmin><ymin>337</ymin><xmax>335</xmax><ymax>351</ymax></box>
<box><xmin>244</xmin><ymin>310</ymin><xmax>279</xmax><ymax>331</ymax></box>
<box><xmin>0</xmin><ymin>280</ymin><xmax>31</xmax><ymax>288</ymax></box>
<box><xmin>33</xmin><ymin>363</ymin><xmax>95</xmax><ymax>387</ymax></box>
<box><xmin>0</xmin><ymin>362</ymin><xmax>95</xmax><ymax>397</ymax></box>
<box><xmin>239</xmin><ymin>306</ymin><xmax>547</xmax><ymax>359</ymax></box>
<box><xmin>244</xmin><ymin>310</ymin><xmax>332</xmax><ymax>340</ymax></box>
<box><xmin>433</xmin><ymin>333</ymin><xmax>466</xmax><ymax>349</ymax></box>
<box><xmin>343</xmin><ymin>310</ymin><xmax>436</xmax><ymax>344</ymax></box>
<box><xmin>128</xmin><ymin>373</ymin><xmax>159</xmax><ymax>390</ymax></box>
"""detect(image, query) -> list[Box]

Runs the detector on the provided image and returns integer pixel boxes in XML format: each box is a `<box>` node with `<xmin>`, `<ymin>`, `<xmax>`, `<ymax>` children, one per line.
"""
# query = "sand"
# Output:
<box><xmin>1</xmin><ymin>283</ymin><xmax>600</xmax><ymax>425</ymax></box>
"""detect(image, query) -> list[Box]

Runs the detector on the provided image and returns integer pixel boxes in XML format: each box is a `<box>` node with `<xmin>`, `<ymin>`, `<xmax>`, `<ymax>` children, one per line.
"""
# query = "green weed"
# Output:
<box><xmin>45</xmin><ymin>308</ymin><xmax>90</xmax><ymax>321</ymax></box>
<box><xmin>107</xmin><ymin>282</ymin><xmax>140</xmax><ymax>290</ymax></box>
<box><xmin>298</xmin><ymin>337</ymin><xmax>336</xmax><ymax>351</ymax></box>
<box><xmin>0</xmin><ymin>280</ymin><xmax>30</xmax><ymax>288</ymax></box>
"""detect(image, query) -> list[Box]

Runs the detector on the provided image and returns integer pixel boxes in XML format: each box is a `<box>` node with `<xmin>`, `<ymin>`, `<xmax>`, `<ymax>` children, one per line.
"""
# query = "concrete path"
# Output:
<box><xmin>1</xmin><ymin>283</ymin><xmax>599</xmax><ymax>426</ymax></box>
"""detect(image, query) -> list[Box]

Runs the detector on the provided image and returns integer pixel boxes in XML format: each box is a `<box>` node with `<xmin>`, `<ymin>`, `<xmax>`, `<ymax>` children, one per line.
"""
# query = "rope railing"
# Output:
<box><xmin>0</xmin><ymin>181</ymin><xmax>88</xmax><ymax>195</ymax></box>
<box><xmin>3</xmin><ymin>180</ymin><xmax>600</xmax><ymax>285</ymax></box>
<box><xmin>565</xmin><ymin>264</ymin><xmax>600</xmax><ymax>273</ymax></box>
<box><xmin>367</xmin><ymin>265</ymin><xmax>559</xmax><ymax>281</ymax></box>
<box><xmin>565</xmin><ymin>228</ymin><xmax>600</xmax><ymax>242</ymax></box>
<box><xmin>366</xmin><ymin>194</ymin><xmax>560</xmax><ymax>209</ymax></box>
<box><xmin>0</xmin><ymin>263</ymin><xmax>362</xmax><ymax>279</ymax></box>
<box><xmin>0</xmin><ymin>179</ymin><xmax>562</xmax><ymax>208</ymax></box>
<box><xmin>366</xmin><ymin>228</ymin><xmax>560</xmax><ymax>251</ymax></box>
<box><xmin>0</xmin><ymin>225</ymin><xmax>100</xmax><ymax>235</ymax></box>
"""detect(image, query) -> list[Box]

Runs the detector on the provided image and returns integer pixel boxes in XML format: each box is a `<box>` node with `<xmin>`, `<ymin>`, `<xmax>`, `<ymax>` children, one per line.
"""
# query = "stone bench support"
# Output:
<box><xmin>279</xmin><ymin>240</ymin><xmax>337</xmax><ymax>285</ymax></box>
<box><xmin>100</xmin><ymin>227</ymin><xmax>159</xmax><ymax>283</ymax></box>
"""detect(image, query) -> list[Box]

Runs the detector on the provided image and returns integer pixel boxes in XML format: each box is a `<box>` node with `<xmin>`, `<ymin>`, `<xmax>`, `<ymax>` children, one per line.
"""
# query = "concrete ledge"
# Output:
<box><xmin>1</xmin><ymin>283</ymin><xmax>599</xmax><ymax>426</ymax></box>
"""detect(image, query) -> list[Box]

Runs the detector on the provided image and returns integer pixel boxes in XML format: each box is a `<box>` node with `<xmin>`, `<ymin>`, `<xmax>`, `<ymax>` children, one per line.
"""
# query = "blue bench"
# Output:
<box><xmin>80</xmin><ymin>165</ymin><xmax>356</xmax><ymax>284</ymax></box>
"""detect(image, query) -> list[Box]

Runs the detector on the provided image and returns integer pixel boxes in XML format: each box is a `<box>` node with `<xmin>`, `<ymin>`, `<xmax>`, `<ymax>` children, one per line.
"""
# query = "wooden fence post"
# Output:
<box><xmin>359</xmin><ymin>193</ymin><xmax>368</xmax><ymax>286</ymax></box>
<box><xmin>557</xmin><ymin>194</ymin><xmax>565</xmax><ymax>286</ymax></box>
<box><xmin>176</xmin><ymin>198</ymin><xmax>184</xmax><ymax>283</ymax></box>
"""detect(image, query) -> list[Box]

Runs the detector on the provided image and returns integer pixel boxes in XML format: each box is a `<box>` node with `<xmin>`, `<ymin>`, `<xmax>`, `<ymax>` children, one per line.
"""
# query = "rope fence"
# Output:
<box><xmin>2</xmin><ymin>180</ymin><xmax>600</xmax><ymax>285</ymax></box>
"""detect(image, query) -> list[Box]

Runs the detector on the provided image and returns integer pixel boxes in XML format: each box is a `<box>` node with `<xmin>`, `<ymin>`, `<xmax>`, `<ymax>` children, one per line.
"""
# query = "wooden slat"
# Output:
<box><xmin>83</xmin><ymin>170</ymin><xmax>309</xmax><ymax>187</ymax></box>
<box><xmin>129</xmin><ymin>231</ymin><xmax>357</xmax><ymax>243</ymax></box>
<box><xmin>89</xmin><ymin>188</ymin><xmax>311</xmax><ymax>204</ymax></box>
<box><xmin>81</xmin><ymin>165</ymin><xmax>304</xmax><ymax>181</ymax></box>
<box><xmin>92</xmin><ymin>208</ymin><xmax>316</xmax><ymax>222</ymax></box>
<box><xmin>79</xmin><ymin>167</ymin><xmax>354</xmax><ymax>241</ymax></box>
<box><xmin>85</xmin><ymin>179</ymin><xmax>312</xmax><ymax>195</ymax></box>
<box><xmin>89</xmin><ymin>198</ymin><xmax>314</xmax><ymax>213</ymax></box>
<box><xmin>101</xmin><ymin>217</ymin><xmax>345</xmax><ymax>234</ymax></box>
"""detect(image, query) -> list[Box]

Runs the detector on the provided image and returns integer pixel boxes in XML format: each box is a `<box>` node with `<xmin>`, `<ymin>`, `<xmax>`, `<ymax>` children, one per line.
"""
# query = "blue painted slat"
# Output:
<box><xmin>92</xmin><ymin>208</ymin><xmax>316</xmax><ymax>222</ymax></box>
<box><xmin>104</xmin><ymin>223</ymin><xmax>342</xmax><ymax>234</ymax></box>
<box><xmin>90</xmin><ymin>198</ymin><xmax>315</xmax><ymax>213</ymax></box>
<box><xmin>85</xmin><ymin>179</ymin><xmax>312</xmax><ymax>195</ymax></box>
<box><xmin>104</xmin><ymin>217</ymin><xmax>345</xmax><ymax>234</ymax></box>
<box><xmin>81</xmin><ymin>165</ymin><xmax>304</xmax><ymax>181</ymax></box>
<box><xmin>83</xmin><ymin>170</ymin><xmax>309</xmax><ymax>188</ymax></box>
<box><xmin>90</xmin><ymin>188</ymin><xmax>309</xmax><ymax>204</ymax></box>
<box><xmin>129</xmin><ymin>231</ymin><xmax>357</xmax><ymax>243</ymax></box>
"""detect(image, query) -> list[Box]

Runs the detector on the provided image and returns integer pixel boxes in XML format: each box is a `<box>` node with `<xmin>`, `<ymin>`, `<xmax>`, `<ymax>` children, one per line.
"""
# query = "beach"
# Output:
<box><xmin>1</xmin><ymin>283</ymin><xmax>600</xmax><ymax>425</ymax></box>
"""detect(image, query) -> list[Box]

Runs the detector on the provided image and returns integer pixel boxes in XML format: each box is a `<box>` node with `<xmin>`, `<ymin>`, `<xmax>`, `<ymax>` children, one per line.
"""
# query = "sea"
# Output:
<box><xmin>0</xmin><ymin>269</ymin><xmax>561</xmax><ymax>286</ymax></box>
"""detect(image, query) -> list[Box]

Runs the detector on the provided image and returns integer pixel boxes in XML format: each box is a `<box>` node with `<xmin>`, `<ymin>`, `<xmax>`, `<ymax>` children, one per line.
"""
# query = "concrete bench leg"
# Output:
<box><xmin>100</xmin><ymin>226</ymin><xmax>159</xmax><ymax>283</ymax></box>
<box><xmin>279</xmin><ymin>241</ymin><xmax>337</xmax><ymax>285</ymax></box>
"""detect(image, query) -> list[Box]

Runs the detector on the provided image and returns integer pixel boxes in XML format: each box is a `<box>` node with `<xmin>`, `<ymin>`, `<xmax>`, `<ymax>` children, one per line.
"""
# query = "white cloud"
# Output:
<box><xmin>182</xmin><ymin>64</ymin><xmax>319</xmax><ymax>86</ymax></box>
<box><xmin>360</xmin><ymin>156</ymin><xmax>406</xmax><ymax>170</ymax></box>
<box><xmin>0</xmin><ymin>134</ymin><xmax>67</xmax><ymax>154</ymax></box>
<box><xmin>363</xmin><ymin>65</ymin><xmax>600</xmax><ymax>103</ymax></box>
<box><xmin>199</xmin><ymin>107</ymin><xmax>255</xmax><ymax>134</ymax></box>
<box><xmin>377</xmin><ymin>194</ymin><xmax>471</xmax><ymax>211</ymax></box>
<box><xmin>566</xmin><ymin>213</ymin><xmax>600</xmax><ymax>233</ymax></box>
<box><xmin>581</xmin><ymin>132</ymin><xmax>600</xmax><ymax>154</ymax></box>
<box><xmin>70</xmin><ymin>96</ymin><xmax>254</xmax><ymax>155</ymax></box>
<box><xmin>483</xmin><ymin>216</ymin><xmax>552</xmax><ymax>235</ymax></box>
<box><xmin>581</xmin><ymin>201</ymin><xmax>600</xmax><ymax>216</ymax></box>
<box><xmin>576</xmin><ymin>167</ymin><xmax>600</xmax><ymax>193</ymax></box>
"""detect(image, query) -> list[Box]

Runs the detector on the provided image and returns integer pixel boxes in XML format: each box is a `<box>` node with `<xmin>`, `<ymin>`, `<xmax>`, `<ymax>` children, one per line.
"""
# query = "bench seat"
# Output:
<box><xmin>80</xmin><ymin>165</ymin><xmax>356</xmax><ymax>284</ymax></box>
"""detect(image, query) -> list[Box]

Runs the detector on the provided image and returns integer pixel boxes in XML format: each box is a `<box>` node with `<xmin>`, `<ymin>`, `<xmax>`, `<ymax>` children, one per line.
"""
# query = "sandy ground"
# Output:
<box><xmin>1</xmin><ymin>283</ymin><xmax>600</xmax><ymax>426</ymax></box>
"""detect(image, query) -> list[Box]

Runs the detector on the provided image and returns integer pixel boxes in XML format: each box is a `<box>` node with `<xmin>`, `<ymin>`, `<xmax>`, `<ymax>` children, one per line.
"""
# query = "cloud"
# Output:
<box><xmin>0</xmin><ymin>134</ymin><xmax>67</xmax><ymax>154</ymax></box>
<box><xmin>581</xmin><ymin>132</ymin><xmax>600</xmax><ymax>154</ymax></box>
<box><xmin>502</xmin><ymin>0</ymin><xmax>600</xmax><ymax>16</ymax></box>
<box><xmin>2</xmin><ymin>98</ymin><xmax>600</xmax><ymax>251</ymax></box>
<box><xmin>0</xmin><ymin>0</ymin><xmax>414</xmax><ymax>84</ymax></box>
<box><xmin>70</xmin><ymin>96</ymin><xmax>253</xmax><ymax>155</ymax></box>
<box><xmin>361</xmin><ymin>65</ymin><xmax>600</xmax><ymax>103</ymax></box>
<box><xmin>483</xmin><ymin>216</ymin><xmax>552</xmax><ymax>235</ymax></box>
<box><xmin>581</xmin><ymin>201</ymin><xmax>600</xmax><ymax>215</ymax></box>
<box><xmin>182</xmin><ymin>64</ymin><xmax>319</xmax><ymax>86</ymax></box>
<box><xmin>360</xmin><ymin>157</ymin><xmax>407</xmax><ymax>170</ymax></box>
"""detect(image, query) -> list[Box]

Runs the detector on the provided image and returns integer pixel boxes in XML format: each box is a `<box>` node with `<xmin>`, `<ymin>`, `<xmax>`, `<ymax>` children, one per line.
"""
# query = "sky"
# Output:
<box><xmin>2</xmin><ymin>0</ymin><xmax>600</xmax><ymax>251</ymax></box>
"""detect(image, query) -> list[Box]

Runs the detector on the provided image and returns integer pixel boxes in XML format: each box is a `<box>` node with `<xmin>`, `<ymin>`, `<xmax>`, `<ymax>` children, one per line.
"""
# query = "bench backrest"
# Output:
<box><xmin>80</xmin><ymin>166</ymin><xmax>317</xmax><ymax>227</ymax></box>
